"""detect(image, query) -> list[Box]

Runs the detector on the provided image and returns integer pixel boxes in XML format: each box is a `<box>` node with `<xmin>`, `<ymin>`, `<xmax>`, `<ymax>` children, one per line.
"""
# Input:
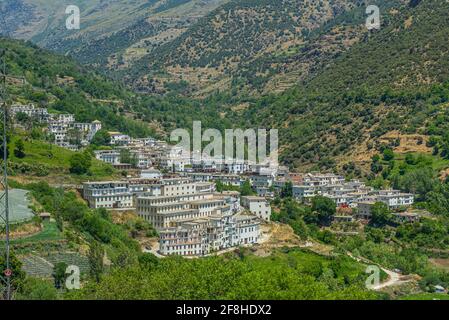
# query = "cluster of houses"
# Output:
<box><xmin>94</xmin><ymin>136</ymin><xmax>169</xmax><ymax>170</ymax></box>
<box><xmin>82</xmin><ymin>176</ymin><xmax>268</xmax><ymax>256</ymax></box>
<box><xmin>11</xmin><ymin>102</ymin><xmax>420</xmax><ymax>256</ymax></box>
<box><xmin>81</xmin><ymin>155</ymin><xmax>418</xmax><ymax>256</ymax></box>
<box><xmin>94</xmin><ymin>138</ymin><xmax>285</xmax><ymax>174</ymax></box>
<box><xmin>11</xmin><ymin>103</ymin><xmax>102</xmax><ymax>150</ymax></box>
<box><xmin>286</xmin><ymin>173</ymin><xmax>415</xmax><ymax>220</ymax></box>
<box><xmin>89</xmin><ymin>136</ymin><xmax>417</xmax><ymax>220</ymax></box>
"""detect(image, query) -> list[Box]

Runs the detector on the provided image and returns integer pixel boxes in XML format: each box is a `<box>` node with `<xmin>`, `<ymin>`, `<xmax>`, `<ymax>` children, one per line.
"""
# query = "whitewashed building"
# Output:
<box><xmin>82</xmin><ymin>178</ymin><xmax>162</xmax><ymax>209</ymax></box>
<box><xmin>109</xmin><ymin>132</ymin><xmax>131</xmax><ymax>146</ymax></box>
<box><xmin>11</xmin><ymin>103</ymin><xmax>49</xmax><ymax>122</ymax></box>
<box><xmin>376</xmin><ymin>190</ymin><xmax>414</xmax><ymax>209</ymax></box>
<box><xmin>94</xmin><ymin>150</ymin><xmax>121</xmax><ymax>165</ymax></box>
<box><xmin>241</xmin><ymin>196</ymin><xmax>271</xmax><ymax>222</ymax></box>
<box><xmin>136</xmin><ymin>180</ymin><xmax>220</xmax><ymax>229</ymax></box>
<box><xmin>140</xmin><ymin>168</ymin><xmax>162</xmax><ymax>179</ymax></box>
<box><xmin>159</xmin><ymin>213</ymin><xmax>260</xmax><ymax>256</ymax></box>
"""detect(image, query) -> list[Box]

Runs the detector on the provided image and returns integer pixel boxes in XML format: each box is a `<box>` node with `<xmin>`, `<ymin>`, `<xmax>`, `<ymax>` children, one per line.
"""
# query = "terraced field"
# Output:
<box><xmin>20</xmin><ymin>252</ymin><xmax>89</xmax><ymax>278</ymax></box>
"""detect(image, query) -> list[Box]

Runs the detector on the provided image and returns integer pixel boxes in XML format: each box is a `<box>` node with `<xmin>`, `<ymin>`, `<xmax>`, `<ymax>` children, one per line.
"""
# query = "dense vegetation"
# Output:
<box><xmin>271</xmin><ymin>149</ymin><xmax>449</xmax><ymax>294</ymax></box>
<box><xmin>2</xmin><ymin>180</ymin><xmax>384</xmax><ymax>300</ymax></box>
<box><xmin>0</xmin><ymin>37</ymin><xmax>241</xmax><ymax>138</ymax></box>
<box><xmin>66</xmin><ymin>248</ymin><xmax>380</xmax><ymax>300</ymax></box>
<box><xmin>7</xmin><ymin>130</ymin><xmax>116</xmax><ymax>181</ymax></box>
<box><xmin>5</xmin><ymin>1</ymin><xmax>449</xmax><ymax>173</ymax></box>
<box><xmin>230</xmin><ymin>0</ymin><xmax>449</xmax><ymax>169</ymax></box>
<box><xmin>3</xmin><ymin>0</ymin><xmax>449</xmax><ymax>300</ymax></box>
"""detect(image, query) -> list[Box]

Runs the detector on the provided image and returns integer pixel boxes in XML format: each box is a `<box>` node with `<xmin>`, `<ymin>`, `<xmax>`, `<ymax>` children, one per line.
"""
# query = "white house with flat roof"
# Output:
<box><xmin>241</xmin><ymin>196</ymin><xmax>271</xmax><ymax>222</ymax></box>
<box><xmin>109</xmin><ymin>132</ymin><xmax>131</xmax><ymax>146</ymax></box>
<box><xmin>137</xmin><ymin>181</ymin><xmax>221</xmax><ymax>229</ymax></box>
<box><xmin>83</xmin><ymin>178</ymin><xmax>161</xmax><ymax>209</ymax></box>
<box><xmin>158</xmin><ymin>213</ymin><xmax>260</xmax><ymax>256</ymax></box>
<box><xmin>140</xmin><ymin>168</ymin><xmax>162</xmax><ymax>179</ymax></box>
<box><xmin>94</xmin><ymin>150</ymin><xmax>121</xmax><ymax>165</ymax></box>
<box><xmin>375</xmin><ymin>190</ymin><xmax>414</xmax><ymax>209</ymax></box>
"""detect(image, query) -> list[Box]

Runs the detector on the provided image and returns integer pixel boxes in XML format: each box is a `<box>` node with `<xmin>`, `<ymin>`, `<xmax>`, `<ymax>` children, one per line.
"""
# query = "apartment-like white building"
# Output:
<box><xmin>241</xmin><ymin>196</ymin><xmax>271</xmax><ymax>222</ymax></box>
<box><xmin>94</xmin><ymin>150</ymin><xmax>121</xmax><ymax>165</ymax></box>
<box><xmin>303</xmin><ymin>173</ymin><xmax>345</xmax><ymax>186</ymax></box>
<box><xmin>73</xmin><ymin>120</ymin><xmax>102</xmax><ymax>141</ymax></box>
<box><xmin>83</xmin><ymin>181</ymin><xmax>133</xmax><ymax>209</ymax></box>
<box><xmin>293</xmin><ymin>184</ymin><xmax>317</xmax><ymax>200</ymax></box>
<box><xmin>250</xmin><ymin>174</ymin><xmax>274</xmax><ymax>188</ymax></box>
<box><xmin>138</xmin><ymin>195</ymin><xmax>226</xmax><ymax>229</ymax></box>
<box><xmin>83</xmin><ymin>178</ymin><xmax>162</xmax><ymax>209</ymax></box>
<box><xmin>159</xmin><ymin>213</ymin><xmax>260</xmax><ymax>256</ymax></box>
<box><xmin>131</xmin><ymin>150</ymin><xmax>152</xmax><ymax>169</ymax></box>
<box><xmin>136</xmin><ymin>181</ymin><xmax>221</xmax><ymax>229</ymax></box>
<box><xmin>11</xmin><ymin>103</ymin><xmax>50</xmax><ymax>122</ymax></box>
<box><xmin>109</xmin><ymin>132</ymin><xmax>131</xmax><ymax>146</ymax></box>
<box><xmin>224</xmin><ymin>160</ymin><xmax>249</xmax><ymax>175</ymax></box>
<box><xmin>191</xmin><ymin>156</ymin><xmax>225</xmax><ymax>172</ymax></box>
<box><xmin>234</xmin><ymin>215</ymin><xmax>261</xmax><ymax>245</ymax></box>
<box><xmin>376</xmin><ymin>190</ymin><xmax>414</xmax><ymax>208</ymax></box>
<box><xmin>292</xmin><ymin>173</ymin><xmax>415</xmax><ymax>212</ymax></box>
<box><xmin>216</xmin><ymin>191</ymin><xmax>241</xmax><ymax>213</ymax></box>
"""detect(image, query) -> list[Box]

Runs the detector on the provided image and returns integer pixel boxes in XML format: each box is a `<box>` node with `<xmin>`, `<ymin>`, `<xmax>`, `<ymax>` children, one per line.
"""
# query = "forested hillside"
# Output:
<box><xmin>224</xmin><ymin>0</ymin><xmax>449</xmax><ymax>171</ymax></box>
<box><xmin>3</xmin><ymin>0</ymin><xmax>449</xmax><ymax>174</ymax></box>
<box><xmin>128</xmin><ymin>0</ymin><xmax>405</xmax><ymax>95</ymax></box>
<box><xmin>0</xmin><ymin>37</ymin><xmax>231</xmax><ymax>138</ymax></box>
<box><xmin>0</xmin><ymin>0</ymin><xmax>228</xmax><ymax>75</ymax></box>
<box><xmin>1</xmin><ymin>37</ymin><xmax>153</xmax><ymax>137</ymax></box>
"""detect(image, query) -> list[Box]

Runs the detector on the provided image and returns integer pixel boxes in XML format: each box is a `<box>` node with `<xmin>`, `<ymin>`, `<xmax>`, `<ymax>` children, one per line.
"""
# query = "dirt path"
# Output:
<box><xmin>346</xmin><ymin>251</ymin><xmax>413</xmax><ymax>290</ymax></box>
<box><xmin>372</xmin><ymin>268</ymin><xmax>403</xmax><ymax>290</ymax></box>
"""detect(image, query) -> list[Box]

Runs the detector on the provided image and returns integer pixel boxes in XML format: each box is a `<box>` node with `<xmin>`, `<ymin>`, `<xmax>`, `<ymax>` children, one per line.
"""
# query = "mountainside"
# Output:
<box><xmin>0</xmin><ymin>0</ymin><xmax>228</xmax><ymax>69</ymax></box>
<box><xmin>3</xmin><ymin>0</ymin><xmax>449</xmax><ymax>174</ymax></box>
<box><xmin>0</xmin><ymin>36</ymin><xmax>237</xmax><ymax>139</ymax></box>
<box><xmin>1</xmin><ymin>0</ymin><xmax>403</xmax><ymax>96</ymax></box>
<box><xmin>0</xmin><ymin>36</ymin><xmax>190</xmax><ymax>138</ymax></box>
<box><xmin>233</xmin><ymin>0</ymin><xmax>449</xmax><ymax>171</ymax></box>
<box><xmin>127</xmin><ymin>0</ymin><xmax>405</xmax><ymax>95</ymax></box>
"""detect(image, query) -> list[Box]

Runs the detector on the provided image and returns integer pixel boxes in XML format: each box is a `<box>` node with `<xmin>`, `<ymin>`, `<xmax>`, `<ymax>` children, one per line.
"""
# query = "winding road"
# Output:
<box><xmin>346</xmin><ymin>251</ymin><xmax>412</xmax><ymax>290</ymax></box>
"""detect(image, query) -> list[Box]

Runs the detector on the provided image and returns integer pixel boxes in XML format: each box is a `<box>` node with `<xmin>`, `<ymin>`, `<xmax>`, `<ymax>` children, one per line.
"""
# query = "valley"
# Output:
<box><xmin>1</xmin><ymin>0</ymin><xmax>449</xmax><ymax>303</ymax></box>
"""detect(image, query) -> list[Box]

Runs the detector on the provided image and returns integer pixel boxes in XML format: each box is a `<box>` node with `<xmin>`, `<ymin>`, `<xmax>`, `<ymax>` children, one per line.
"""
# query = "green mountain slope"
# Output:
<box><xmin>127</xmin><ymin>0</ymin><xmax>409</xmax><ymax>96</ymax></box>
<box><xmin>234</xmin><ymin>0</ymin><xmax>449</xmax><ymax>170</ymax></box>
<box><xmin>0</xmin><ymin>37</ymin><xmax>152</xmax><ymax>137</ymax></box>
<box><xmin>0</xmin><ymin>0</ymin><xmax>228</xmax><ymax>71</ymax></box>
<box><xmin>3</xmin><ymin>0</ymin><xmax>449</xmax><ymax>175</ymax></box>
<box><xmin>128</xmin><ymin>0</ymin><xmax>363</xmax><ymax>94</ymax></box>
<box><xmin>0</xmin><ymin>36</ymin><xmax>237</xmax><ymax>139</ymax></box>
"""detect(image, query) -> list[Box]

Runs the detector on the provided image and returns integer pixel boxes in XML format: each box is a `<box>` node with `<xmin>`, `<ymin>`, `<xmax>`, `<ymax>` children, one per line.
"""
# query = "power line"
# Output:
<box><xmin>0</xmin><ymin>45</ymin><xmax>11</xmax><ymax>301</ymax></box>
<box><xmin>0</xmin><ymin>2</ymin><xmax>12</xmax><ymax>300</ymax></box>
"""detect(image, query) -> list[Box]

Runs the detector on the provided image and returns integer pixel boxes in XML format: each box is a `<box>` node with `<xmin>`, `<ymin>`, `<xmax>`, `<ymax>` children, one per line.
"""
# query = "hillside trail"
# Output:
<box><xmin>346</xmin><ymin>252</ymin><xmax>415</xmax><ymax>290</ymax></box>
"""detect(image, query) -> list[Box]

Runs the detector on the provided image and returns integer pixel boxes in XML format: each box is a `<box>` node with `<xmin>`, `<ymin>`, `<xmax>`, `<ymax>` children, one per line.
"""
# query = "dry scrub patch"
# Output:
<box><xmin>430</xmin><ymin>258</ymin><xmax>449</xmax><ymax>272</ymax></box>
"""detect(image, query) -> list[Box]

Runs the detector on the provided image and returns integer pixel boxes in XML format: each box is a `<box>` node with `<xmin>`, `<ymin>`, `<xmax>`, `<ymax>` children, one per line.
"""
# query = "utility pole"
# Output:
<box><xmin>0</xmin><ymin>46</ymin><xmax>11</xmax><ymax>301</ymax></box>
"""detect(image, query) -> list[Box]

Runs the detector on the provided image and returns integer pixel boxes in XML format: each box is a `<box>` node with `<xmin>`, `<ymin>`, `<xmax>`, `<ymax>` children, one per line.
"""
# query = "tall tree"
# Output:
<box><xmin>281</xmin><ymin>181</ymin><xmax>293</xmax><ymax>198</ymax></box>
<box><xmin>88</xmin><ymin>241</ymin><xmax>104</xmax><ymax>283</ymax></box>
<box><xmin>53</xmin><ymin>262</ymin><xmax>69</xmax><ymax>289</ymax></box>
<box><xmin>240</xmin><ymin>180</ymin><xmax>254</xmax><ymax>196</ymax></box>
<box><xmin>13</xmin><ymin>139</ymin><xmax>26</xmax><ymax>158</ymax></box>
<box><xmin>69</xmin><ymin>151</ymin><xmax>92</xmax><ymax>175</ymax></box>
<box><xmin>370</xmin><ymin>202</ymin><xmax>393</xmax><ymax>227</ymax></box>
<box><xmin>91</xmin><ymin>129</ymin><xmax>111</xmax><ymax>146</ymax></box>
<box><xmin>311</xmin><ymin>196</ymin><xmax>336</xmax><ymax>226</ymax></box>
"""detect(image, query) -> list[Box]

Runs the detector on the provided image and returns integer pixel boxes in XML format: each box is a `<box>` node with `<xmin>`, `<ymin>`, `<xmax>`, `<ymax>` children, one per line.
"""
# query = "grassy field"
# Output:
<box><xmin>245</xmin><ymin>247</ymin><xmax>370</xmax><ymax>284</ymax></box>
<box><xmin>388</xmin><ymin>152</ymin><xmax>449</xmax><ymax>174</ymax></box>
<box><xmin>400</xmin><ymin>293</ymin><xmax>449</xmax><ymax>300</ymax></box>
<box><xmin>9</xmin><ymin>135</ymin><xmax>118</xmax><ymax>182</ymax></box>
<box><xmin>11</xmin><ymin>221</ymin><xmax>62</xmax><ymax>244</ymax></box>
